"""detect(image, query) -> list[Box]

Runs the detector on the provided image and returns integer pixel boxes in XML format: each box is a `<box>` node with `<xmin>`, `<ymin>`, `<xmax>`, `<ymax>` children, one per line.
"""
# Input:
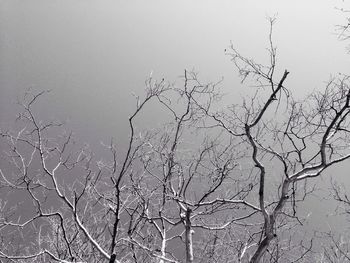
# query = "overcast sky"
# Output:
<box><xmin>1</xmin><ymin>0</ymin><xmax>349</xmax><ymax>143</ymax></box>
<box><xmin>1</xmin><ymin>0</ymin><xmax>350</xmax><ymax>235</ymax></box>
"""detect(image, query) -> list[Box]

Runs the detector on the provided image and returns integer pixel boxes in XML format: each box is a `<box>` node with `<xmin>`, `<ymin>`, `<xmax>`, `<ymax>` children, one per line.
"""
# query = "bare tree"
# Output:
<box><xmin>2</xmin><ymin>17</ymin><xmax>350</xmax><ymax>263</ymax></box>
<box><xmin>0</xmin><ymin>80</ymin><xmax>174</xmax><ymax>263</ymax></box>
<box><xmin>196</xmin><ymin>18</ymin><xmax>350</xmax><ymax>262</ymax></box>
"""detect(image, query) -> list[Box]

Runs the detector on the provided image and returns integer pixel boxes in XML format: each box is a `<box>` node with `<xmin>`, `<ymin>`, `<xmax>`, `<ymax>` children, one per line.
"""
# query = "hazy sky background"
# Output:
<box><xmin>1</xmin><ymin>0</ymin><xmax>350</xmax><ymax>230</ymax></box>
<box><xmin>1</xmin><ymin>0</ymin><xmax>349</xmax><ymax>139</ymax></box>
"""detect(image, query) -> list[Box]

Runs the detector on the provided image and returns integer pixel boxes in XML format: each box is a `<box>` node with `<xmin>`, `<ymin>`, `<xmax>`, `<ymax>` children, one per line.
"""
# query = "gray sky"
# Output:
<box><xmin>1</xmin><ymin>0</ymin><xmax>348</xmax><ymax>142</ymax></box>
<box><xmin>0</xmin><ymin>0</ymin><xmax>350</xmax><ymax>236</ymax></box>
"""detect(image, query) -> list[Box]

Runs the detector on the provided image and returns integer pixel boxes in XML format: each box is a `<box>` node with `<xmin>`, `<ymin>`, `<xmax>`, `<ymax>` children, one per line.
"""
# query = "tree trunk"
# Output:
<box><xmin>158</xmin><ymin>230</ymin><xmax>167</xmax><ymax>263</ymax></box>
<box><xmin>109</xmin><ymin>254</ymin><xmax>116</xmax><ymax>263</ymax></box>
<box><xmin>185</xmin><ymin>209</ymin><xmax>194</xmax><ymax>263</ymax></box>
<box><xmin>249</xmin><ymin>236</ymin><xmax>272</xmax><ymax>263</ymax></box>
